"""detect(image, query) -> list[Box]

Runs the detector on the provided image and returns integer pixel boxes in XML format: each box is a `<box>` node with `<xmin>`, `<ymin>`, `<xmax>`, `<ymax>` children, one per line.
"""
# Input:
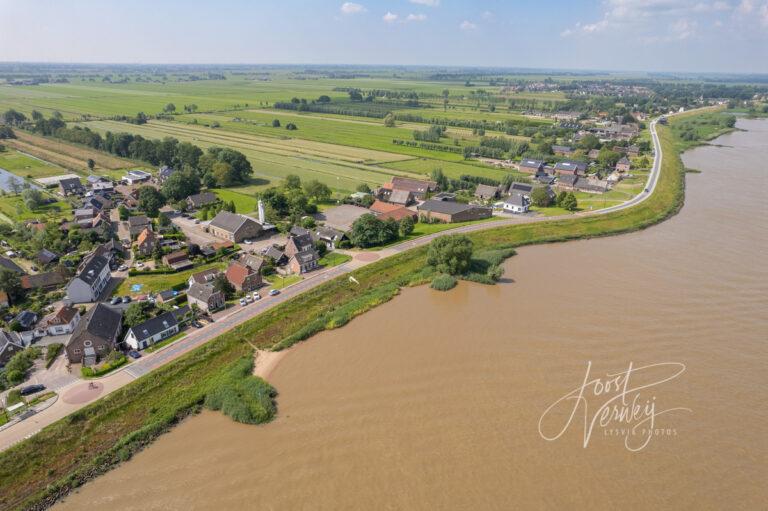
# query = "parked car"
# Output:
<box><xmin>122</xmin><ymin>296</ymin><xmax>132</xmax><ymax>303</ymax></box>
<box><xmin>20</xmin><ymin>384</ymin><xmax>45</xmax><ymax>396</ymax></box>
<box><xmin>243</xmin><ymin>239</ymin><xmax>252</xmax><ymax>245</ymax></box>
<box><xmin>118</xmin><ymin>264</ymin><xmax>128</xmax><ymax>271</ymax></box>
<box><xmin>31</xmin><ymin>266</ymin><xmax>39</xmax><ymax>272</ymax></box>
<box><xmin>110</xmin><ymin>296</ymin><xmax>122</xmax><ymax>305</ymax></box>
<box><xmin>239</xmin><ymin>298</ymin><xmax>247</xmax><ymax>306</ymax></box>
<box><xmin>194</xmin><ymin>219</ymin><xmax>200</xmax><ymax>224</ymax></box>
<box><xmin>245</xmin><ymin>294</ymin><xmax>253</xmax><ymax>303</ymax></box>
<box><xmin>268</xmin><ymin>289</ymin><xmax>280</xmax><ymax>296</ymax></box>
<box><xmin>252</xmin><ymin>292</ymin><xmax>261</xmax><ymax>301</ymax></box>
<box><xmin>136</xmin><ymin>262</ymin><xmax>144</xmax><ymax>268</ymax></box>
<box><xmin>127</xmin><ymin>350</ymin><xmax>142</xmax><ymax>359</ymax></box>
<box><xmin>192</xmin><ymin>321</ymin><xmax>203</xmax><ymax>328</ymax></box>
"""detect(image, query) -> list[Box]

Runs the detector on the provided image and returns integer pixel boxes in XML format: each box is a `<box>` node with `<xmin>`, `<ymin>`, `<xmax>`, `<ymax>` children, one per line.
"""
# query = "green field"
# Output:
<box><xmin>0</xmin><ymin>195</ymin><xmax>71</xmax><ymax>222</ymax></box>
<box><xmin>115</xmin><ymin>262</ymin><xmax>226</xmax><ymax>296</ymax></box>
<box><xmin>0</xmin><ymin>150</ymin><xmax>64</xmax><ymax>179</ymax></box>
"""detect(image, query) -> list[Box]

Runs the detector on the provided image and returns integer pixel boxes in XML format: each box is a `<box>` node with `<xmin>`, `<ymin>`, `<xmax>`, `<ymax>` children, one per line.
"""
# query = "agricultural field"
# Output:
<box><xmin>0</xmin><ymin>194</ymin><xmax>71</xmax><ymax>223</ymax></box>
<box><xmin>0</xmin><ymin>150</ymin><xmax>63</xmax><ymax>179</ymax></box>
<box><xmin>382</xmin><ymin>157</ymin><xmax>517</xmax><ymax>182</ymax></box>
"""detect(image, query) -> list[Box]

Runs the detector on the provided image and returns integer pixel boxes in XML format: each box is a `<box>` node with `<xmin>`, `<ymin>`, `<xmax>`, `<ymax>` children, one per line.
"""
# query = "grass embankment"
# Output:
<box><xmin>0</xmin><ymin>150</ymin><xmax>63</xmax><ymax>179</ymax></box>
<box><xmin>0</xmin><ymin>119</ymin><xmax>688</xmax><ymax>510</ymax></box>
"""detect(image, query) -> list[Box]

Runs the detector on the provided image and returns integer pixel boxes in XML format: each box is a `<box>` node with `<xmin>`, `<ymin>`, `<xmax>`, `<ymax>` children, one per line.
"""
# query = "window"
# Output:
<box><xmin>98</xmin><ymin>345</ymin><xmax>105</xmax><ymax>351</ymax></box>
<box><xmin>74</xmin><ymin>348</ymin><xmax>81</xmax><ymax>354</ymax></box>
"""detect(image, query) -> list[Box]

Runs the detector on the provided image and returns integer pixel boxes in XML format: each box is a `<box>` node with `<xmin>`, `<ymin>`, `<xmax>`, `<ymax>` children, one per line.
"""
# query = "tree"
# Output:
<box><xmin>87</xmin><ymin>158</ymin><xmax>95</xmax><ymax>172</ymax></box>
<box><xmin>22</xmin><ymin>188</ymin><xmax>44</xmax><ymax>210</ymax></box>
<box><xmin>0</xmin><ymin>269</ymin><xmax>23</xmax><ymax>303</ymax></box>
<box><xmin>137</xmin><ymin>186</ymin><xmax>166</xmax><ymax>217</ymax></box>
<box><xmin>162</xmin><ymin>169</ymin><xmax>201</xmax><ymax>201</ymax></box>
<box><xmin>597</xmin><ymin>148</ymin><xmax>622</xmax><ymax>168</ymax></box>
<box><xmin>384</xmin><ymin>113</ymin><xmax>396</xmax><ymax>127</ymax></box>
<box><xmin>0</xmin><ymin>126</ymin><xmax>16</xmax><ymax>139</ymax></box>
<box><xmin>430</xmin><ymin>168</ymin><xmax>449</xmax><ymax>191</ymax></box>
<box><xmin>356</xmin><ymin>183</ymin><xmax>371</xmax><ymax>194</ymax></box>
<box><xmin>158</xmin><ymin>212</ymin><xmax>171</xmax><ymax>227</ymax></box>
<box><xmin>426</xmin><ymin>235</ymin><xmax>473</xmax><ymax>275</ymax></box>
<box><xmin>530</xmin><ymin>187</ymin><xmax>552</xmax><ymax>207</ymax></box>
<box><xmin>286</xmin><ymin>122</ymin><xmax>298</xmax><ymax>130</ymax></box>
<box><xmin>123</xmin><ymin>302</ymin><xmax>153</xmax><ymax>328</ymax></box>
<box><xmin>153</xmin><ymin>242</ymin><xmax>164</xmax><ymax>262</ymax></box>
<box><xmin>272</xmin><ymin>119</ymin><xmax>281</xmax><ymax>128</ymax></box>
<box><xmin>303</xmin><ymin>180</ymin><xmax>331</xmax><ymax>202</ymax></box>
<box><xmin>163</xmin><ymin>103</ymin><xmax>176</xmax><ymax>113</ymax></box>
<box><xmin>561</xmin><ymin>192</ymin><xmax>578</xmax><ymax>211</ymax></box>
<box><xmin>213</xmin><ymin>274</ymin><xmax>235</xmax><ymax>299</ymax></box>
<box><xmin>301</xmin><ymin>216</ymin><xmax>316</xmax><ymax>229</ymax></box>
<box><xmin>284</xmin><ymin>174</ymin><xmax>302</xmax><ymax>190</ymax></box>
<box><xmin>118</xmin><ymin>204</ymin><xmax>129</xmax><ymax>221</ymax></box>
<box><xmin>399</xmin><ymin>215</ymin><xmax>415</xmax><ymax>237</ymax></box>
<box><xmin>315</xmin><ymin>240</ymin><xmax>328</xmax><ymax>257</ymax></box>
<box><xmin>578</xmin><ymin>134</ymin><xmax>601</xmax><ymax>151</ymax></box>
<box><xmin>1</xmin><ymin>109</ymin><xmax>26</xmax><ymax>126</ymax></box>
<box><xmin>212</xmin><ymin>161</ymin><xmax>237</xmax><ymax>187</ymax></box>
<box><xmin>317</xmin><ymin>95</ymin><xmax>331</xmax><ymax>103</ymax></box>
<box><xmin>556</xmin><ymin>191</ymin><xmax>568</xmax><ymax>206</ymax></box>
<box><xmin>349</xmin><ymin>214</ymin><xmax>399</xmax><ymax>248</ymax></box>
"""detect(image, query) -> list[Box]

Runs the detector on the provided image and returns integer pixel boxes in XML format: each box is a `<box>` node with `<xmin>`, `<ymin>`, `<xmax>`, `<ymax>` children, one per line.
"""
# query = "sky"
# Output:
<box><xmin>1</xmin><ymin>0</ymin><xmax>767</xmax><ymax>74</ymax></box>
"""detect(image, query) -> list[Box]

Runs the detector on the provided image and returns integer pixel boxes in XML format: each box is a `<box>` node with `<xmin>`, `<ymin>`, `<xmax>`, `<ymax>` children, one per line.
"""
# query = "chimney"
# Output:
<box><xmin>258</xmin><ymin>200</ymin><xmax>265</xmax><ymax>224</ymax></box>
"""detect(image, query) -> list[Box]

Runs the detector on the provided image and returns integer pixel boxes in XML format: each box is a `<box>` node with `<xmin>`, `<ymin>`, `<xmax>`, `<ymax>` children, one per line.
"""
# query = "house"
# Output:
<box><xmin>288</xmin><ymin>250</ymin><xmax>319</xmax><ymax>274</ymax></box>
<box><xmin>83</xmin><ymin>194</ymin><xmax>113</xmax><ymax>211</ymax></box>
<box><xmin>13</xmin><ymin>310</ymin><xmax>38</xmax><ymax>330</ymax></box>
<box><xmin>575</xmin><ymin>178</ymin><xmax>609</xmax><ymax>194</ymax></box>
<box><xmin>124</xmin><ymin>310</ymin><xmax>181</xmax><ymax>351</ymax></box>
<box><xmin>588</xmin><ymin>149</ymin><xmax>600</xmax><ymax>160</ymax></box>
<box><xmin>122</xmin><ymin>169</ymin><xmax>152</xmax><ymax>185</ymax></box>
<box><xmin>135</xmin><ymin>228</ymin><xmax>158</xmax><ymax>257</ymax></box>
<box><xmin>74</xmin><ymin>208</ymin><xmax>97</xmax><ymax>223</ymax></box>
<box><xmin>225</xmin><ymin>261</ymin><xmax>262</xmax><ymax>292</ymax></box>
<box><xmin>187</xmin><ymin>283</ymin><xmax>225</xmax><ymax>313</ymax></box>
<box><xmin>59</xmin><ymin>177</ymin><xmax>85</xmax><ymax>196</ymax></box>
<box><xmin>627</xmin><ymin>145</ymin><xmax>640</xmax><ymax>157</ymax></box>
<box><xmin>0</xmin><ymin>291</ymin><xmax>8</xmax><ymax>309</ymax></box>
<box><xmin>386</xmin><ymin>189</ymin><xmax>415</xmax><ymax>206</ymax></box>
<box><xmin>66</xmin><ymin>254</ymin><xmax>111</xmax><ymax>303</ymax></box>
<box><xmin>155</xmin><ymin>289</ymin><xmax>181</xmax><ymax>304</ymax></box>
<box><xmin>0</xmin><ymin>256</ymin><xmax>24</xmax><ymax>274</ymax></box>
<box><xmin>0</xmin><ymin>330</ymin><xmax>25</xmax><ymax>367</ymax></box>
<box><xmin>616</xmin><ymin>156</ymin><xmax>631</xmax><ymax>172</ymax></box>
<box><xmin>519</xmin><ymin>159</ymin><xmax>544</xmax><ymax>174</ymax></box>
<box><xmin>502</xmin><ymin>193</ymin><xmax>530</xmax><ymax>214</ymax></box>
<box><xmin>186</xmin><ymin>192</ymin><xmax>219</xmax><ymax>210</ymax></box>
<box><xmin>208</xmin><ymin>211</ymin><xmax>263</xmax><ymax>243</ymax></box>
<box><xmin>87</xmin><ymin>175</ymin><xmax>109</xmax><ymax>185</ymax></box>
<box><xmin>21</xmin><ymin>270</ymin><xmax>68</xmax><ymax>291</ymax></box>
<box><xmin>417</xmin><ymin>200</ymin><xmax>493</xmax><ymax>223</ymax></box>
<box><xmin>552</xmin><ymin>145</ymin><xmax>574</xmax><ymax>156</ymax></box>
<box><xmin>318</xmin><ymin>204</ymin><xmax>370</xmax><ymax>232</ymax></box>
<box><xmin>47</xmin><ymin>306</ymin><xmax>81</xmax><ymax>336</ymax></box>
<box><xmin>99</xmin><ymin>239</ymin><xmax>126</xmax><ymax>262</ymax></box>
<box><xmin>535</xmin><ymin>173</ymin><xmax>556</xmax><ymax>185</ymax></box>
<box><xmin>91</xmin><ymin>181</ymin><xmax>114</xmax><ymax>193</ymax></box>
<box><xmin>264</xmin><ymin>246</ymin><xmax>288</xmax><ymax>266</ymax></box>
<box><xmin>285</xmin><ymin>232</ymin><xmax>315</xmax><ymax>258</ymax></box>
<box><xmin>315</xmin><ymin>226</ymin><xmax>346</xmax><ymax>250</ymax></box>
<box><xmin>128</xmin><ymin>215</ymin><xmax>152</xmax><ymax>238</ymax></box>
<box><xmin>376</xmin><ymin>207</ymin><xmax>417</xmax><ymax>222</ymax></box>
<box><xmin>554</xmin><ymin>161</ymin><xmax>588</xmax><ymax>176</ymax></box>
<box><xmin>162</xmin><ymin>250</ymin><xmax>193</xmax><ymax>270</ymax></box>
<box><xmin>389</xmin><ymin>177</ymin><xmax>438</xmax><ymax>199</ymax></box>
<box><xmin>240</xmin><ymin>254</ymin><xmax>265</xmax><ymax>274</ymax></box>
<box><xmin>475</xmin><ymin>184</ymin><xmax>500</xmax><ymax>200</ymax></box>
<box><xmin>507</xmin><ymin>182</ymin><xmax>534</xmax><ymax>197</ymax></box>
<box><xmin>188</xmin><ymin>268</ymin><xmax>222</xmax><ymax>287</ymax></box>
<box><xmin>37</xmin><ymin>249</ymin><xmax>59</xmax><ymax>266</ymax></box>
<box><xmin>158</xmin><ymin>165</ymin><xmax>176</xmax><ymax>183</ymax></box>
<box><xmin>65</xmin><ymin>303</ymin><xmax>122</xmax><ymax>365</ymax></box>
<box><xmin>556</xmin><ymin>174</ymin><xmax>579</xmax><ymax>191</ymax></box>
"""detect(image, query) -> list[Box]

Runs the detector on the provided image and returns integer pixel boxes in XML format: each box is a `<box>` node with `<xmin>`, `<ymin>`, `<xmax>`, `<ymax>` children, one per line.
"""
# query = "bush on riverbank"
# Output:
<box><xmin>430</xmin><ymin>274</ymin><xmax>457</xmax><ymax>291</ymax></box>
<box><xmin>204</xmin><ymin>357</ymin><xmax>276</xmax><ymax>425</ymax></box>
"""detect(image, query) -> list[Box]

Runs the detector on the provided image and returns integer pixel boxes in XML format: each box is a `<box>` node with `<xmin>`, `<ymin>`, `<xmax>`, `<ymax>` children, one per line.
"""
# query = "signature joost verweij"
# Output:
<box><xmin>538</xmin><ymin>361</ymin><xmax>691</xmax><ymax>452</ymax></box>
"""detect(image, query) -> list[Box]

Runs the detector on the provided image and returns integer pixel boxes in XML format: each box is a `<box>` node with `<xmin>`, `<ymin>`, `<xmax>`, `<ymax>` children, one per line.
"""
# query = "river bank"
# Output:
<box><xmin>0</xmin><ymin>112</ymin><xmax>692</xmax><ymax>510</ymax></box>
<box><xmin>53</xmin><ymin>117</ymin><xmax>768</xmax><ymax>510</ymax></box>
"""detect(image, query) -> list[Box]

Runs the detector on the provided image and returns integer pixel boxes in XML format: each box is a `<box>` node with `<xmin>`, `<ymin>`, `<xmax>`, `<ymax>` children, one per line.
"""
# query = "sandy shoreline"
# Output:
<box><xmin>253</xmin><ymin>349</ymin><xmax>288</xmax><ymax>379</ymax></box>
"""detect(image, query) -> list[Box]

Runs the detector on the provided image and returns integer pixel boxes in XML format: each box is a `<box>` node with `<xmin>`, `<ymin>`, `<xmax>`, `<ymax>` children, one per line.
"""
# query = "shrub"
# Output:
<box><xmin>430</xmin><ymin>274</ymin><xmax>457</xmax><ymax>291</ymax></box>
<box><xmin>45</xmin><ymin>344</ymin><xmax>63</xmax><ymax>369</ymax></box>
<box><xmin>81</xmin><ymin>354</ymin><xmax>127</xmax><ymax>378</ymax></box>
<box><xmin>204</xmin><ymin>357</ymin><xmax>276</xmax><ymax>425</ymax></box>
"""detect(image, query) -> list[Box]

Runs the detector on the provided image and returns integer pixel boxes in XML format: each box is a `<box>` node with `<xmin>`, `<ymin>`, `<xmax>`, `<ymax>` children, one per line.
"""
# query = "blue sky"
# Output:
<box><xmin>1</xmin><ymin>0</ymin><xmax>766</xmax><ymax>73</ymax></box>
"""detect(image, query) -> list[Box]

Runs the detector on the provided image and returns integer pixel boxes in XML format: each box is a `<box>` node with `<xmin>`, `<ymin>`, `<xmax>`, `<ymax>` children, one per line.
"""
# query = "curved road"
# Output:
<box><xmin>0</xmin><ymin>118</ymin><xmax>666</xmax><ymax>451</ymax></box>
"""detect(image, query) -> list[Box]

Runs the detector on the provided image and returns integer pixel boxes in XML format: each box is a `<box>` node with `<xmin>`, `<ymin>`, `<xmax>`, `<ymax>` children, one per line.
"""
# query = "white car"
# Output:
<box><xmin>243</xmin><ymin>239</ymin><xmax>252</xmax><ymax>245</ymax></box>
<box><xmin>252</xmin><ymin>292</ymin><xmax>261</xmax><ymax>301</ymax></box>
<box><xmin>136</xmin><ymin>262</ymin><xmax>144</xmax><ymax>268</ymax></box>
<box><xmin>245</xmin><ymin>294</ymin><xmax>254</xmax><ymax>303</ymax></box>
<box><xmin>239</xmin><ymin>298</ymin><xmax>247</xmax><ymax>306</ymax></box>
<box><xmin>118</xmin><ymin>264</ymin><xmax>128</xmax><ymax>271</ymax></box>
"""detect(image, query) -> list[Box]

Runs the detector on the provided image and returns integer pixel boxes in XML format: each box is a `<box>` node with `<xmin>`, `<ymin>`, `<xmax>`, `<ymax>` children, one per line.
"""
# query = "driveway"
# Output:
<box><xmin>171</xmin><ymin>215</ymin><xmax>220</xmax><ymax>246</ymax></box>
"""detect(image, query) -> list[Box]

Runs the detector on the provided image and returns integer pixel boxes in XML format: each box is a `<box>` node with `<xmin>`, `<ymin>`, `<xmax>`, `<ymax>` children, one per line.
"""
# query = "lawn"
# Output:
<box><xmin>0</xmin><ymin>150</ymin><xmax>63</xmax><ymax>179</ymax></box>
<box><xmin>264</xmin><ymin>274</ymin><xmax>302</xmax><ymax>290</ymax></box>
<box><xmin>146</xmin><ymin>331</ymin><xmax>188</xmax><ymax>353</ymax></box>
<box><xmin>211</xmin><ymin>188</ymin><xmax>259</xmax><ymax>214</ymax></box>
<box><xmin>0</xmin><ymin>194</ymin><xmax>72</xmax><ymax>222</ymax></box>
<box><xmin>319</xmin><ymin>252</ymin><xmax>352</xmax><ymax>267</ymax></box>
<box><xmin>115</xmin><ymin>261</ymin><xmax>226</xmax><ymax>296</ymax></box>
<box><xmin>370</xmin><ymin>216</ymin><xmax>503</xmax><ymax>250</ymax></box>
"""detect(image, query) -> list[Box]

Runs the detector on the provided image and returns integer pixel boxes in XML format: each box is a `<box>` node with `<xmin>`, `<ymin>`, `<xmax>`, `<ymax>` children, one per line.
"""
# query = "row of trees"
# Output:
<box><xmin>348</xmin><ymin>213</ymin><xmax>414</xmax><ymax>248</ymax></box>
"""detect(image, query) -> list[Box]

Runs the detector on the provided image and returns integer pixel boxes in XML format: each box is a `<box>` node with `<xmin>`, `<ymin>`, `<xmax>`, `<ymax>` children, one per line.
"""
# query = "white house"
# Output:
<box><xmin>66</xmin><ymin>254</ymin><xmax>111</xmax><ymax>303</ymax></box>
<box><xmin>122</xmin><ymin>169</ymin><xmax>152</xmax><ymax>185</ymax></box>
<box><xmin>46</xmin><ymin>306</ymin><xmax>81</xmax><ymax>336</ymax></box>
<box><xmin>503</xmin><ymin>193</ymin><xmax>529</xmax><ymax>214</ymax></box>
<box><xmin>124</xmin><ymin>310</ymin><xmax>180</xmax><ymax>351</ymax></box>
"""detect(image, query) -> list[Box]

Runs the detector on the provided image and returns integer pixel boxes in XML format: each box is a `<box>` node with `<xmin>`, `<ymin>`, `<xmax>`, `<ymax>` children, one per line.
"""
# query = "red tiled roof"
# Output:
<box><xmin>369</xmin><ymin>200</ymin><xmax>403</xmax><ymax>214</ymax></box>
<box><xmin>377</xmin><ymin>207</ymin><xmax>417</xmax><ymax>222</ymax></box>
<box><xmin>225</xmin><ymin>261</ymin><xmax>255</xmax><ymax>286</ymax></box>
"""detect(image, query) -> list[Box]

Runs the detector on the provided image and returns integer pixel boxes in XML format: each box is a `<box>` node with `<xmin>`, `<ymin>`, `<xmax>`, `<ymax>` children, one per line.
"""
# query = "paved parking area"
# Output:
<box><xmin>170</xmin><ymin>215</ymin><xmax>220</xmax><ymax>246</ymax></box>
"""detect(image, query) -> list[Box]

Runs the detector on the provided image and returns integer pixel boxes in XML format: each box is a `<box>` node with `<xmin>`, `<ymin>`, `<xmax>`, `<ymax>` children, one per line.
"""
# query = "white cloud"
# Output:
<box><xmin>340</xmin><ymin>2</ymin><xmax>365</xmax><ymax>15</ymax></box>
<box><xmin>481</xmin><ymin>10</ymin><xmax>494</xmax><ymax>21</ymax></box>
<box><xmin>459</xmin><ymin>20</ymin><xmax>477</xmax><ymax>30</ymax></box>
<box><xmin>383</xmin><ymin>11</ymin><xmax>398</xmax><ymax>23</ymax></box>
<box><xmin>670</xmin><ymin>18</ymin><xmax>697</xmax><ymax>39</ymax></box>
<box><xmin>409</xmin><ymin>0</ymin><xmax>440</xmax><ymax>6</ymax></box>
<box><xmin>405</xmin><ymin>13</ymin><xmax>427</xmax><ymax>22</ymax></box>
<box><xmin>737</xmin><ymin>0</ymin><xmax>754</xmax><ymax>12</ymax></box>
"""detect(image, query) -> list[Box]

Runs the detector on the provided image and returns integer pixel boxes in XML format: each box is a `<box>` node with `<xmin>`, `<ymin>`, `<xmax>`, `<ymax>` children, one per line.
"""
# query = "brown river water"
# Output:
<box><xmin>56</xmin><ymin>120</ymin><xmax>768</xmax><ymax>510</ymax></box>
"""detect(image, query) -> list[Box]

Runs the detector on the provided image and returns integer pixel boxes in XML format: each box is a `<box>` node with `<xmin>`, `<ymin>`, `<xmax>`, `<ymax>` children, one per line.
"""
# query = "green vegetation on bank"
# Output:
<box><xmin>0</xmin><ymin>113</ymin><xmax>691</xmax><ymax>510</ymax></box>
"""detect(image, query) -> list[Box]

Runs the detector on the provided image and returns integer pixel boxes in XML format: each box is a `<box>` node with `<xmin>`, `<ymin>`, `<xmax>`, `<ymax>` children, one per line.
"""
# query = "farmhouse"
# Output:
<box><xmin>128</xmin><ymin>215</ymin><xmax>152</xmax><ymax>239</ymax></box>
<box><xmin>264</xmin><ymin>246</ymin><xmax>288</xmax><ymax>266</ymax></box>
<box><xmin>208</xmin><ymin>211</ymin><xmax>263</xmax><ymax>243</ymax></box>
<box><xmin>65</xmin><ymin>303</ymin><xmax>122</xmax><ymax>366</ymax></box>
<box><xmin>285</xmin><ymin>231</ymin><xmax>315</xmax><ymax>258</ymax></box>
<box><xmin>616</xmin><ymin>156</ymin><xmax>631</xmax><ymax>172</ymax></box>
<box><xmin>188</xmin><ymin>268</ymin><xmax>222</xmax><ymax>287</ymax></box>
<box><xmin>556</xmin><ymin>174</ymin><xmax>579</xmax><ymax>191</ymax></box>
<box><xmin>502</xmin><ymin>193</ymin><xmax>530</xmax><ymax>214</ymax></box>
<box><xmin>59</xmin><ymin>177</ymin><xmax>85</xmax><ymax>196</ymax></box>
<box><xmin>47</xmin><ymin>306</ymin><xmax>81</xmax><ymax>336</ymax></box>
<box><xmin>186</xmin><ymin>192</ymin><xmax>218</xmax><ymax>210</ymax></box>
<box><xmin>315</xmin><ymin>226</ymin><xmax>346</xmax><ymax>249</ymax></box>
<box><xmin>386</xmin><ymin>189</ymin><xmax>415</xmax><ymax>206</ymax></box>
<box><xmin>474</xmin><ymin>184</ymin><xmax>500</xmax><ymax>200</ymax></box>
<box><xmin>0</xmin><ymin>331</ymin><xmax>25</xmax><ymax>367</ymax></box>
<box><xmin>65</xmin><ymin>254</ymin><xmax>111</xmax><ymax>303</ymax></box>
<box><xmin>574</xmin><ymin>178</ymin><xmax>609</xmax><ymax>194</ymax></box>
<box><xmin>388</xmin><ymin>177</ymin><xmax>437</xmax><ymax>199</ymax></box>
<box><xmin>507</xmin><ymin>182</ymin><xmax>534</xmax><ymax>196</ymax></box>
<box><xmin>187</xmin><ymin>283</ymin><xmax>225</xmax><ymax>313</ymax></box>
<box><xmin>289</xmin><ymin>250</ymin><xmax>319</xmax><ymax>274</ymax></box>
<box><xmin>135</xmin><ymin>228</ymin><xmax>158</xmax><ymax>257</ymax></box>
<box><xmin>554</xmin><ymin>161</ymin><xmax>588</xmax><ymax>176</ymax></box>
<box><xmin>417</xmin><ymin>200</ymin><xmax>493</xmax><ymax>223</ymax></box>
<box><xmin>552</xmin><ymin>145</ymin><xmax>574</xmax><ymax>156</ymax></box>
<box><xmin>122</xmin><ymin>169</ymin><xmax>152</xmax><ymax>185</ymax></box>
